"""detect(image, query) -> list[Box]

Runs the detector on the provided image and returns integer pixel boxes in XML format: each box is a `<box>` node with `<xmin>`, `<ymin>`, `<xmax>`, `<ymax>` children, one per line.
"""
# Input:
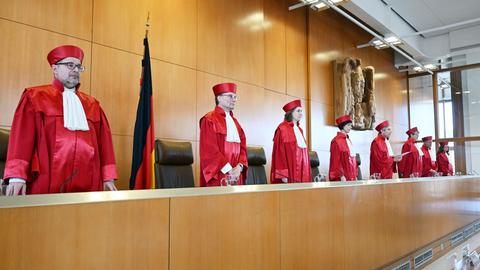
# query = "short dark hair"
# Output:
<box><xmin>215</xmin><ymin>96</ymin><xmax>219</xmax><ymax>106</ymax></box>
<box><xmin>284</xmin><ymin>110</ymin><xmax>294</xmax><ymax>122</ymax></box>
<box><xmin>338</xmin><ymin>121</ymin><xmax>352</xmax><ymax>130</ymax></box>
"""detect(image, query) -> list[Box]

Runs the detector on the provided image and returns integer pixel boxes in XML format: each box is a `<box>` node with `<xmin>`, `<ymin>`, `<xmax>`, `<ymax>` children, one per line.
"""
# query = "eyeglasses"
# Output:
<box><xmin>221</xmin><ymin>94</ymin><xmax>238</xmax><ymax>100</ymax></box>
<box><xmin>56</xmin><ymin>62</ymin><xmax>86</xmax><ymax>72</ymax></box>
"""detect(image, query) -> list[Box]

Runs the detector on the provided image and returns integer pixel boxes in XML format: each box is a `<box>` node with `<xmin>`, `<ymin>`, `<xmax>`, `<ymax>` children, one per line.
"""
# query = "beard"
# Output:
<box><xmin>63</xmin><ymin>75</ymin><xmax>79</xmax><ymax>88</ymax></box>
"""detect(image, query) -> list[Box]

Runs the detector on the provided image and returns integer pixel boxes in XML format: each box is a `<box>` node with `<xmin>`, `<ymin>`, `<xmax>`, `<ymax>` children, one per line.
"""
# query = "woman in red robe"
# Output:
<box><xmin>437</xmin><ymin>141</ymin><xmax>453</xmax><ymax>176</ymax></box>
<box><xmin>270</xmin><ymin>100</ymin><xmax>311</xmax><ymax>184</ymax></box>
<box><xmin>329</xmin><ymin>115</ymin><xmax>357</xmax><ymax>181</ymax></box>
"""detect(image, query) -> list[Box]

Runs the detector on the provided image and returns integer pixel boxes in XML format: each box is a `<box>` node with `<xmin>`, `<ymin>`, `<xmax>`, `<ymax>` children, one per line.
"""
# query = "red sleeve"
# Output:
<box><xmin>238</xmin><ymin>125</ymin><xmax>248</xmax><ymax>180</ymax></box>
<box><xmin>200</xmin><ymin>118</ymin><xmax>230</xmax><ymax>183</ymax></box>
<box><xmin>98</xmin><ymin>107</ymin><xmax>118</xmax><ymax>181</ymax></box>
<box><xmin>3</xmin><ymin>91</ymin><xmax>36</xmax><ymax>182</ymax></box>
<box><xmin>271</xmin><ymin>129</ymin><xmax>289</xmax><ymax>180</ymax></box>
<box><xmin>329</xmin><ymin>139</ymin><xmax>344</xmax><ymax>180</ymax></box>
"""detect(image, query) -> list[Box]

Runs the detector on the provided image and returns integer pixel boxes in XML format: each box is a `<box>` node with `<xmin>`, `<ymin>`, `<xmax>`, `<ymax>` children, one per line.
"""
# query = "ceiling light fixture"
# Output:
<box><xmin>288</xmin><ymin>0</ymin><xmax>349</xmax><ymax>11</ymax></box>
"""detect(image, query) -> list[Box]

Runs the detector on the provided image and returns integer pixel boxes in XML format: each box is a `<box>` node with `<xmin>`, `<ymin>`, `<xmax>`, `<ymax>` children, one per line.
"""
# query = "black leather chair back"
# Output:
<box><xmin>309</xmin><ymin>150</ymin><xmax>320</xmax><ymax>181</ymax></box>
<box><xmin>356</xmin><ymin>153</ymin><xmax>362</xmax><ymax>180</ymax></box>
<box><xmin>0</xmin><ymin>128</ymin><xmax>9</xmax><ymax>179</ymax></box>
<box><xmin>155</xmin><ymin>139</ymin><xmax>194</xmax><ymax>188</ymax></box>
<box><xmin>245</xmin><ymin>146</ymin><xmax>267</xmax><ymax>185</ymax></box>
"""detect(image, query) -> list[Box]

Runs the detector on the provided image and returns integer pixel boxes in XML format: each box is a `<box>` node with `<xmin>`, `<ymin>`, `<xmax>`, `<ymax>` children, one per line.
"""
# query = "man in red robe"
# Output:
<box><xmin>329</xmin><ymin>115</ymin><xmax>357</xmax><ymax>181</ymax></box>
<box><xmin>437</xmin><ymin>141</ymin><xmax>453</xmax><ymax>176</ymax></box>
<box><xmin>199</xmin><ymin>83</ymin><xmax>248</xmax><ymax>186</ymax></box>
<box><xmin>398</xmin><ymin>127</ymin><xmax>423</xmax><ymax>178</ymax></box>
<box><xmin>4</xmin><ymin>45</ymin><xmax>118</xmax><ymax>196</ymax></box>
<box><xmin>370</xmin><ymin>120</ymin><xmax>402</xmax><ymax>179</ymax></box>
<box><xmin>271</xmin><ymin>99</ymin><xmax>311</xmax><ymax>184</ymax></box>
<box><xmin>420</xmin><ymin>136</ymin><xmax>437</xmax><ymax>177</ymax></box>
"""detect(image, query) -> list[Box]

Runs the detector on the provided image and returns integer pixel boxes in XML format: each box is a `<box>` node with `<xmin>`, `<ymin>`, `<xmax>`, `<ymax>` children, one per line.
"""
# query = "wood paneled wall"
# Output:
<box><xmin>0</xmin><ymin>0</ymin><xmax>407</xmax><ymax>189</ymax></box>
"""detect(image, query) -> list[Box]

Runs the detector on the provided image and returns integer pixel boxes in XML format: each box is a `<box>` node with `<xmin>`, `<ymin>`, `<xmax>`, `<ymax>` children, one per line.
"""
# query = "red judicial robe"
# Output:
<box><xmin>398</xmin><ymin>138</ymin><xmax>423</xmax><ymax>178</ymax></box>
<box><xmin>437</xmin><ymin>152</ymin><xmax>453</xmax><ymax>176</ymax></box>
<box><xmin>4</xmin><ymin>79</ymin><xmax>118</xmax><ymax>194</ymax></box>
<box><xmin>329</xmin><ymin>132</ymin><xmax>357</xmax><ymax>181</ymax></box>
<box><xmin>199</xmin><ymin>106</ymin><xmax>248</xmax><ymax>186</ymax></box>
<box><xmin>421</xmin><ymin>145</ymin><xmax>437</xmax><ymax>177</ymax></box>
<box><xmin>370</xmin><ymin>135</ymin><xmax>396</xmax><ymax>179</ymax></box>
<box><xmin>271</xmin><ymin>121</ymin><xmax>311</xmax><ymax>184</ymax></box>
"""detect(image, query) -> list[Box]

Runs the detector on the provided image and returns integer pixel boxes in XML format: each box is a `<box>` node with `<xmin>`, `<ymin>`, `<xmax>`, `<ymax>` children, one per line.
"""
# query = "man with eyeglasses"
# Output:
<box><xmin>199</xmin><ymin>83</ymin><xmax>248</xmax><ymax>186</ymax></box>
<box><xmin>3</xmin><ymin>45</ymin><xmax>118</xmax><ymax>195</ymax></box>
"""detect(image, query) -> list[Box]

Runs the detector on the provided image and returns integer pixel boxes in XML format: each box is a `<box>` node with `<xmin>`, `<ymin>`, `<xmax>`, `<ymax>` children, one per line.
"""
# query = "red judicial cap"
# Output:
<box><xmin>213</xmin><ymin>83</ymin><xmax>237</xmax><ymax>96</ymax></box>
<box><xmin>375</xmin><ymin>120</ymin><xmax>390</xmax><ymax>132</ymax></box>
<box><xmin>335</xmin><ymin>115</ymin><xmax>352</xmax><ymax>125</ymax></box>
<box><xmin>47</xmin><ymin>45</ymin><xmax>84</xmax><ymax>65</ymax></box>
<box><xmin>406</xmin><ymin>126</ymin><xmax>419</xmax><ymax>135</ymax></box>
<box><xmin>282</xmin><ymin>99</ymin><xmax>301</xmax><ymax>112</ymax></box>
<box><xmin>439</xmin><ymin>141</ymin><xmax>449</xmax><ymax>146</ymax></box>
<box><xmin>422</xmin><ymin>136</ymin><xmax>432</xmax><ymax>142</ymax></box>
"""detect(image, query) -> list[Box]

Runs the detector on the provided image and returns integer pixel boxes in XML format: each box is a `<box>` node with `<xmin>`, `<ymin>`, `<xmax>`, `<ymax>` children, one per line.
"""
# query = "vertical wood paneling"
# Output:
<box><xmin>0</xmin><ymin>0</ymin><xmax>93</xmax><ymax>40</ymax></box>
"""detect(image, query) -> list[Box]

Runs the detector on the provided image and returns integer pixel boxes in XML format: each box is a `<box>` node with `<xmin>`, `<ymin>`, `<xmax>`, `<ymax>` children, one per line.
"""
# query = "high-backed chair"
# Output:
<box><xmin>356</xmin><ymin>153</ymin><xmax>363</xmax><ymax>180</ymax></box>
<box><xmin>154</xmin><ymin>139</ymin><xmax>194</xmax><ymax>188</ymax></box>
<box><xmin>309</xmin><ymin>150</ymin><xmax>320</xmax><ymax>181</ymax></box>
<box><xmin>245</xmin><ymin>146</ymin><xmax>267</xmax><ymax>185</ymax></box>
<box><xmin>0</xmin><ymin>128</ymin><xmax>9</xmax><ymax>180</ymax></box>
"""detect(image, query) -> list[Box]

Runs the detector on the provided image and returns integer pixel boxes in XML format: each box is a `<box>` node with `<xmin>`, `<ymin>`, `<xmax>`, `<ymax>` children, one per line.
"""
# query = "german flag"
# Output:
<box><xmin>129</xmin><ymin>37</ymin><xmax>155</xmax><ymax>189</ymax></box>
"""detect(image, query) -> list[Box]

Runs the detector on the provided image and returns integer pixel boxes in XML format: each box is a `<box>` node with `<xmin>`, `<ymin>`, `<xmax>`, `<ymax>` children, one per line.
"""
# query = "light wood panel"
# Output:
<box><xmin>382</xmin><ymin>182</ymin><xmax>416</xmax><ymax>262</ymax></box>
<box><xmin>280</xmin><ymin>188</ymin><xmax>345</xmax><ymax>270</ymax></box>
<box><xmin>151</xmin><ymin>61</ymin><xmax>197</xmax><ymax>141</ymax></box>
<box><xmin>0</xmin><ymin>0</ymin><xmax>92</xmax><ymax>40</ymax></box>
<box><xmin>93</xmin><ymin>0</ymin><xmax>197</xmax><ymax>68</ymax></box>
<box><xmin>90</xmin><ymin>44</ymin><xmax>142</xmax><ymax>136</ymax></box>
<box><xmin>91</xmin><ymin>44</ymin><xmax>197</xmax><ymax>140</ymax></box>
<box><xmin>197</xmin><ymin>0</ymin><xmax>265</xmax><ymax>86</ymax></box>
<box><xmin>264</xmin><ymin>0</ymin><xmax>286</xmax><ymax>93</ymax></box>
<box><xmin>169</xmin><ymin>192</ymin><xmax>281</xmax><ymax>270</ymax></box>
<box><xmin>343</xmin><ymin>185</ymin><xmax>387</xmax><ymax>269</ymax></box>
<box><xmin>0</xmin><ymin>19</ymin><xmax>92</xmax><ymax>126</ymax></box>
<box><xmin>112</xmin><ymin>135</ymin><xmax>134</xmax><ymax>190</ymax></box>
<box><xmin>0</xmin><ymin>199</ymin><xmax>169</xmax><ymax>270</ymax></box>
<box><xmin>285</xmin><ymin>0</ymin><xmax>307</xmax><ymax>99</ymax></box>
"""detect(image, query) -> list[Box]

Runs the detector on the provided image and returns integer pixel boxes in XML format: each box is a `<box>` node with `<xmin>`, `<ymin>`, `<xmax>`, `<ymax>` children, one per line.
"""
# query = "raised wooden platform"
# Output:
<box><xmin>1</xmin><ymin>176</ymin><xmax>479</xmax><ymax>270</ymax></box>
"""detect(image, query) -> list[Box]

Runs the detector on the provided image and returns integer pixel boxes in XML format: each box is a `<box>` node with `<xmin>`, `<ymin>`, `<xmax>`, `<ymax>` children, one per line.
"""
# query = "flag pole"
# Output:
<box><xmin>145</xmin><ymin>12</ymin><xmax>150</xmax><ymax>38</ymax></box>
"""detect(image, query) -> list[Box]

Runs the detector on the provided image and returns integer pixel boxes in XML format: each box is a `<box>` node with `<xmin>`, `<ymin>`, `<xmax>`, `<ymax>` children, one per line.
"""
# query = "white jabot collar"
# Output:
<box><xmin>385</xmin><ymin>138</ymin><xmax>394</xmax><ymax>156</ymax></box>
<box><xmin>63</xmin><ymin>87</ymin><xmax>89</xmax><ymax>131</ymax></box>
<box><xmin>224</xmin><ymin>111</ymin><xmax>240</xmax><ymax>143</ymax></box>
<box><xmin>293</xmin><ymin>123</ymin><xmax>307</xmax><ymax>148</ymax></box>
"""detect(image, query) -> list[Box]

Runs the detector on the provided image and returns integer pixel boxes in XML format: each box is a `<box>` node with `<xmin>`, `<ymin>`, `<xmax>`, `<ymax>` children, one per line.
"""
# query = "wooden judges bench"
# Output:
<box><xmin>1</xmin><ymin>176</ymin><xmax>480</xmax><ymax>270</ymax></box>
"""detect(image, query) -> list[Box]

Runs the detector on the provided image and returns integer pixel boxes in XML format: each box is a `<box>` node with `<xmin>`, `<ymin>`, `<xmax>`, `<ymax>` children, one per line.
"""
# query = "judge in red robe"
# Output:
<box><xmin>199</xmin><ymin>83</ymin><xmax>248</xmax><ymax>186</ymax></box>
<box><xmin>398</xmin><ymin>127</ymin><xmax>423</xmax><ymax>178</ymax></box>
<box><xmin>4</xmin><ymin>45</ymin><xmax>118</xmax><ymax>196</ymax></box>
<box><xmin>437</xmin><ymin>141</ymin><xmax>453</xmax><ymax>176</ymax></box>
<box><xmin>271</xmin><ymin>99</ymin><xmax>311</xmax><ymax>184</ymax></box>
<box><xmin>329</xmin><ymin>115</ymin><xmax>357</xmax><ymax>181</ymax></box>
<box><xmin>420</xmin><ymin>136</ymin><xmax>437</xmax><ymax>177</ymax></box>
<box><xmin>370</xmin><ymin>120</ymin><xmax>402</xmax><ymax>179</ymax></box>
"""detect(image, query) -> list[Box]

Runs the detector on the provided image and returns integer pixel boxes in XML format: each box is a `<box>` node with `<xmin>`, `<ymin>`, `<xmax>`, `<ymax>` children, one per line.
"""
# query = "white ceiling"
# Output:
<box><xmin>382</xmin><ymin>0</ymin><xmax>480</xmax><ymax>37</ymax></box>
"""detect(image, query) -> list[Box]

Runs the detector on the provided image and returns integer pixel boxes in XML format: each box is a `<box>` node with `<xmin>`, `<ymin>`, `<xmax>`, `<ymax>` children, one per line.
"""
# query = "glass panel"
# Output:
<box><xmin>408</xmin><ymin>75</ymin><xmax>435</xmax><ymax>138</ymax></box>
<box><xmin>436</xmin><ymin>67</ymin><xmax>480</xmax><ymax>138</ymax></box>
<box><xmin>461</xmin><ymin>67</ymin><xmax>480</xmax><ymax>137</ymax></box>
<box><xmin>465</xmin><ymin>141</ymin><xmax>480</xmax><ymax>175</ymax></box>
